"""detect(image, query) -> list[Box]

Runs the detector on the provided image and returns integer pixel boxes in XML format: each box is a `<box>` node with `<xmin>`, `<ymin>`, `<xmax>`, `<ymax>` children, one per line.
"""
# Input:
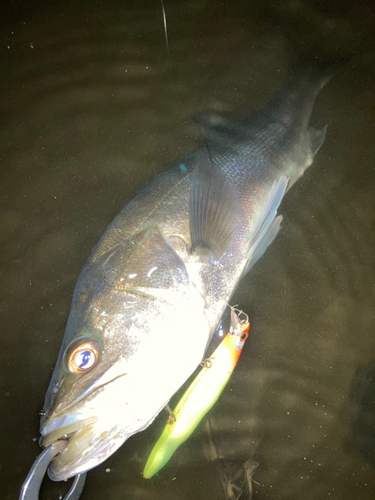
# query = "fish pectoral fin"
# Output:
<box><xmin>309</xmin><ymin>125</ymin><xmax>327</xmax><ymax>157</ymax></box>
<box><xmin>189</xmin><ymin>149</ymin><xmax>241</xmax><ymax>259</ymax></box>
<box><xmin>243</xmin><ymin>176</ymin><xmax>288</xmax><ymax>274</ymax></box>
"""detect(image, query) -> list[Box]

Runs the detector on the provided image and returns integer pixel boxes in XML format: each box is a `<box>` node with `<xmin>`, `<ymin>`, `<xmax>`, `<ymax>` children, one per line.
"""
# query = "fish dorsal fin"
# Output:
<box><xmin>193</xmin><ymin>112</ymin><xmax>248</xmax><ymax>152</ymax></box>
<box><xmin>193</xmin><ymin>112</ymin><xmax>247</xmax><ymax>138</ymax></box>
<box><xmin>189</xmin><ymin>149</ymin><xmax>240</xmax><ymax>259</ymax></box>
<box><xmin>243</xmin><ymin>176</ymin><xmax>288</xmax><ymax>275</ymax></box>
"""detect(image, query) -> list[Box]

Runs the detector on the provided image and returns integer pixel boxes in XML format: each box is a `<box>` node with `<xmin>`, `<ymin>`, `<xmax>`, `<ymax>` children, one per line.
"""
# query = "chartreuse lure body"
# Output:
<box><xmin>143</xmin><ymin>309</ymin><xmax>249</xmax><ymax>478</ymax></box>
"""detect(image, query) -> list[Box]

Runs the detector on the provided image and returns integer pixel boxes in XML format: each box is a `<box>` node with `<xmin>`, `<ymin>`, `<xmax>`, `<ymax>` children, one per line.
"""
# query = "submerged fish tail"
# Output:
<box><xmin>262</xmin><ymin>61</ymin><xmax>330</xmax><ymax>133</ymax></box>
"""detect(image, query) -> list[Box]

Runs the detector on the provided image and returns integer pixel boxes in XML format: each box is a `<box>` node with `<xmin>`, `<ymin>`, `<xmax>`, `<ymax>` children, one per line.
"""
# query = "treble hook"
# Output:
<box><xmin>229</xmin><ymin>305</ymin><xmax>249</xmax><ymax>337</ymax></box>
<box><xmin>20</xmin><ymin>441</ymin><xmax>86</xmax><ymax>500</ymax></box>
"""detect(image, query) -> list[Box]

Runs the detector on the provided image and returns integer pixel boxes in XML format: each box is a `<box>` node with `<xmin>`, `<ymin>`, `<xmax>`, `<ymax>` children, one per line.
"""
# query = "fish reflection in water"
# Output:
<box><xmin>203</xmin><ymin>419</ymin><xmax>259</xmax><ymax>500</ymax></box>
<box><xmin>22</xmin><ymin>54</ymin><xmax>334</xmax><ymax>494</ymax></box>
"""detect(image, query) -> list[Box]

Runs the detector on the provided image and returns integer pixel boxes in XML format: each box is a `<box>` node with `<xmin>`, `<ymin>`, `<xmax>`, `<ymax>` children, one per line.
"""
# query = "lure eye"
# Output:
<box><xmin>66</xmin><ymin>340</ymin><xmax>100</xmax><ymax>374</ymax></box>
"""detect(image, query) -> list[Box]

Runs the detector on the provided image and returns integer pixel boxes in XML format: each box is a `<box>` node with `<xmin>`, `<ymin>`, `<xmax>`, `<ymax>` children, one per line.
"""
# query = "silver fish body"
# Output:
<box><xmin>40</xmin><ymin>64</ymin><xmax>328</xmax><ymax>480</ymax></box>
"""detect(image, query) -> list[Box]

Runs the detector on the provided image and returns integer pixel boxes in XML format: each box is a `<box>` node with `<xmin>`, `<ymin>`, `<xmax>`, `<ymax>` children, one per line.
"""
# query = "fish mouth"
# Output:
<box><xmin>40</xmin><ymin>374</ymin><xmax>132</xmax><ymax>480</ymax></box>
<box><xmin>41</xmin><ymin>415</ymin><xmax>102</xmax><ymax>481</ymax></box>
<box><xmin>42</xmin><ymin>424</ymin><xmax>123</xmax><ymax>481</ymax></box>
<box><xmin>40</xmin><ymin>406</ymin><xmax>132</xmax><ymax>481</ymax></box>
<box><xmin>41</xmin><ymin>413</ymin><xmax>126</xmax><ymax>481</ymax></box>
<box><xmin>41</xmin><ymin>415</ymin><xmax>97</xmax><ymax>447</ymax></box>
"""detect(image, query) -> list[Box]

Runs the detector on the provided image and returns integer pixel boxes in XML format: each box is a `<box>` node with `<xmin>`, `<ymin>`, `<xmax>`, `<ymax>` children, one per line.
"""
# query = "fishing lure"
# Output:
<box><xmin>143</xmin><ymin>308</ymin><xmax>250</xmax><ymax>478</ymax></box>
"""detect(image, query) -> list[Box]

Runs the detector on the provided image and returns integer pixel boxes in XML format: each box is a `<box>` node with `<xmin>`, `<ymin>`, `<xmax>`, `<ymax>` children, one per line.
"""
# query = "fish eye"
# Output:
<box><xmin>66</xmin><ymin>339</ymin><xmax>100</xmax><ymax>375</ymax></box>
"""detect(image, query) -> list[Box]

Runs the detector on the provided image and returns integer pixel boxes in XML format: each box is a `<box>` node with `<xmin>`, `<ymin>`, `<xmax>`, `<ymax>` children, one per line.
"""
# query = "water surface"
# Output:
<box><xmin>1</xmin><ymin>1</ymin><xmax>374</xmax><ymax>499</ymax></box>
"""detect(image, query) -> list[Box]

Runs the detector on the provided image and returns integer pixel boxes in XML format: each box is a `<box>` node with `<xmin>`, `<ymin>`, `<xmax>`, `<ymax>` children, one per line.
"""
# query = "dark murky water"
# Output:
<box><xmin>1</xmin><ymin>1</ymin><xmax>375</xmax><ymax>499</ymax></box>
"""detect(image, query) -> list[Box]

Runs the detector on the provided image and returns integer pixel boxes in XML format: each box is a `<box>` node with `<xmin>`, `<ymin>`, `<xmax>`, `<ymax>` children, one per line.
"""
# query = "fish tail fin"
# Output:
<box><xmin>264</xmin><ymin>53</ymin><xmax>351</xmax><ymax>131</ymax></box>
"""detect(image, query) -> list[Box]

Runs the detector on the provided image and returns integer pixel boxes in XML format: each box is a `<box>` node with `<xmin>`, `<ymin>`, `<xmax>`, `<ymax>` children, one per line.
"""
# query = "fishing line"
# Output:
<box><xmin>160</xmin><ymin>0</ymin><xmax>172</xmax><ymax>68</ymax></box>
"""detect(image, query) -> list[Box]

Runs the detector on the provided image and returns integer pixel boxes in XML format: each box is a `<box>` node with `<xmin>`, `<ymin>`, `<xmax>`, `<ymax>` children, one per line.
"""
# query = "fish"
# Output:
<box><xmin>37</xmin><ymin>60</ymin><xmax>329</xmax><ymax>482</ymax></box>
<box><xmin>143</xmin><ymin>308</ymin><xmax>250</xmax><ymax>479</ymax></box>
